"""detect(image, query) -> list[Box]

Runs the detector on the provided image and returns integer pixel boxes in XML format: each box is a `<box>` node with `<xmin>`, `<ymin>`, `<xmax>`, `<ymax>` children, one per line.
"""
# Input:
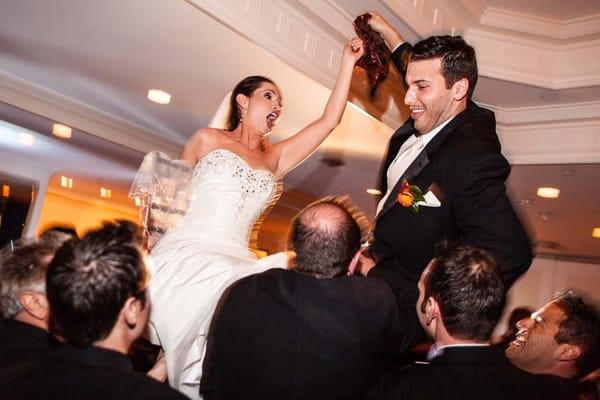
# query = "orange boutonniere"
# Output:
<box><xmin>397</xmin><ymin>180</ymin><xmax>425</xmax><ymax>213</ymax></box>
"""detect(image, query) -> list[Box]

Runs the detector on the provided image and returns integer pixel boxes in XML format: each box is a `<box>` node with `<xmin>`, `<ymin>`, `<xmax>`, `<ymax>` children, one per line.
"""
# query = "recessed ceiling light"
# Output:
<box><xmin>52</xmin><ymin>123</ymin><xmax>72</xmax><ymax>139</ymax></box>
<box><xmin>100</xmin><ymin>187</ymin><xmax>112</xmax><ymax>199</ymax></box>
<box><xmin>536</xmin><ymin>187</ymin><xmax>560</xmax><ymax>199</ymax></box>
<box><xmin>366</xmin><ymin>188</ymin><xmax>382</xmax><ymax>196</ymax></box>
<box><xmin>593</xmin><ymin>227</ymin><xmax>600</xmax><ymax>239</ymax></box>
<box><xmin>17</xmin><ymin>132</ymin><xmax>35</xmax><ymax>146</ymax></box>
<box><xmin>147</xmin><ymin>89</ymin><xmax>171</xmax><ymax>104</ymax></box>
<box><xmin>60</xmin><ymin>176</ymin><xmax>73</xmax><ymax>189</ymax></box>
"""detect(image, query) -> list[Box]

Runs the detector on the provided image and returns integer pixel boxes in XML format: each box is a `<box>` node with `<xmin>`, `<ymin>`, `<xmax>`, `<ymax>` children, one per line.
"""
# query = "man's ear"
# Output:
<box><xmin>452</xmin><ymin>78</ymin><xmax>469</xmax><ymax>101</ymax></box>
<box><xmin>347</xmin><ymin>251</ymin><xmax>362</xmax><ymax>275</ymax></box>
<box><xmin>555</xmin><ymin>343</ymin><xmax>581</xmax><ymax>362</ymax></box>
<box><xmin>122</xmin><ymin>297</ymin><xmax>140</xmax><ymax>328</ymax></box>
<box><xmin>425</xmin><ymin>297</ymin><xmax>439</xmax><ymax>326</ymax></box>
<box><xmin>19</xmin><ymin>291</ymin><xmax>49</xmax><ymax>321</ymax></box>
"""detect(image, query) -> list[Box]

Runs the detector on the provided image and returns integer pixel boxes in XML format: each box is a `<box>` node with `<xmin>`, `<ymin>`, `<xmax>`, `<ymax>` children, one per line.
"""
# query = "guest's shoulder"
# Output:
<box><xmin>223</xmin><ymin>268</ymin><xmax>288</xmax><ymax>295</ymax></box>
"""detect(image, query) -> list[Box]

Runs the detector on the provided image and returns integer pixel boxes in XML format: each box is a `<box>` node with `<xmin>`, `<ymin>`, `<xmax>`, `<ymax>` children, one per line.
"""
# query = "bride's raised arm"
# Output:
<box><xmin>270</xmin><ymin>38</ymin><xmax>364</xmax><ymax>178</ymax></box>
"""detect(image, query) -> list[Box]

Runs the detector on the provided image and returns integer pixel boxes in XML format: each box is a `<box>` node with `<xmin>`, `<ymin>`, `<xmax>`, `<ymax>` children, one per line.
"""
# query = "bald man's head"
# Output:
<box><xmin>290</xmin><ymin>198</ymin><xmax>361</xmax><ymax>278</ymax></box>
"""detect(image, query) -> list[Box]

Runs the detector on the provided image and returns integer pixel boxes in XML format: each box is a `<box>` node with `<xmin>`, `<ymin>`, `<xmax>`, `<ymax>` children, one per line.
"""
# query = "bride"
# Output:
<box><xmin>132</xmin><ymin>38</ymin><xmax>364</xmax><ymax>398</ymax></box>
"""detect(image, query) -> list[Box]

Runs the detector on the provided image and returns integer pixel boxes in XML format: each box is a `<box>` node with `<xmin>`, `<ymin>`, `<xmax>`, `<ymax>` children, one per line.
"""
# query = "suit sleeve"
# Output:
<box><xmin>454</xmin><ymin>153</ymin><xmax>532</xmax><ymax>288</ymax></box>
<box><xmin>390</xmin><ymin>42</ymin><xmax>412</xmax><ymax>81</ymax></box>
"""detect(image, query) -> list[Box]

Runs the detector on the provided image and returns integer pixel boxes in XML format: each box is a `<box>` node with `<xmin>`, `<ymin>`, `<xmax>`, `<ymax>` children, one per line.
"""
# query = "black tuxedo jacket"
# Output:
<box><xmin>370</xmin><ymin>43</ymin><xmax>532</xmax><ymax>305</ymax></box>
<box><xmin>4</xmin><ymin>343</ymin><xmax>185</xmax><ymax>399</ymax></box>
<box><xmin>0</xmin><ymin>319</ymin><xmax>57</xmax><ymax>387</ymax></box>
<box><xmin>200</xmin><ymin>269</ymin><xmax>420</xmax><ymax>400</ymax></box>
<box><xmin>367</xmin><ymin>346</ymin><xmax>578</xmax><ymax>400</ymax></box>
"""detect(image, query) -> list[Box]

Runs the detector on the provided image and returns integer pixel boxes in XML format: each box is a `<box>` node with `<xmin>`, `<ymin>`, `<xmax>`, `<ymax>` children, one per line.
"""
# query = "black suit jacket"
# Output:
<box><xmin>367</xmin><ymin>346</ymin><xmax>578</xmax><ymax>400</ymax></box>
<box><xmin>0</xmin><ymin>319</ymin><xmax>57</xmax><ymax>387</ymax></box>
<box><xmin>370</xmin><ymin>43</ymin><xmax>532</xmax><ymax>305</ymax></box>
<box><xmin>200</xmin><ymin>269</ymin><xmax>420</xmax><ymax>400</ymax></box>
<box><xmin>4</xmin><ymin>344</ymin><xmax>185</xmax><ymax>399</ymax></box>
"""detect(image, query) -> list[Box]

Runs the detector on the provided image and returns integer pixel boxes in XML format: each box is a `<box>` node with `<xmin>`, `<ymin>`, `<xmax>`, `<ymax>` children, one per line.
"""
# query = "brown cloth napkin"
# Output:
<box><xmin>353</xmin><ymin>13</ymin><xmax>391</xmax><ymax>99</ymax></box>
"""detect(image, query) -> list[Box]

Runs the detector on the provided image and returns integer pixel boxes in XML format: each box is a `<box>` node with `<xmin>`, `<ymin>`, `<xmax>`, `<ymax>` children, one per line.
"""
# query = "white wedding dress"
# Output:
<box><xmin>135</xmin><ymin>149</ymin><xmax>287</xmax><ymax>399</ymax></box>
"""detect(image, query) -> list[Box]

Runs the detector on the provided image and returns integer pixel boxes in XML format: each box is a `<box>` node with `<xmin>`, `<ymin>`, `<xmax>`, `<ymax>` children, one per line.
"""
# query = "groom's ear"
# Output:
<box><xmin>452</xmin><ymin>77</ymin><xmax>469</xmax><ymax>101</ymax></box>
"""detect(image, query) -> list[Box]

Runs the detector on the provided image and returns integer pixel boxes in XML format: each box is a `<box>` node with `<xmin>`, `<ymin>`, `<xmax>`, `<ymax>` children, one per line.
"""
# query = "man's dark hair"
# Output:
<box><xmin>289</xmin><ymin>196</ymin><xmax>362</xmax><ymax>278</ymax></box>
<box><xmin>46</xmin><ymin>220</ymin><xmax>147</xmax><ymax>347</ymax></box>
<box><xmin>411</xmin><ymin>35</ymin><xmax>478</xmax><ymax>99</ymax></box>
<box><xmin>551</xmin><ymin>290</ymin><xmax>600</xmax><ymax>378</ymax></box>
<box><xmin>422</xmin><ymin>242</ymin><xmax>505</xmax><ymax>341</ymax></box>
<box><xmin>0</xmin><ymin>232</ymin><xmax>73</xmax><ymax>319</ymax></box>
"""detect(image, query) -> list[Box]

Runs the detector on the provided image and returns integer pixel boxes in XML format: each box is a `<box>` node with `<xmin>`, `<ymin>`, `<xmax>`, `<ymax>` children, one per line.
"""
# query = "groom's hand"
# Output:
<box><xmin>355</xmin><ymin>254</ymin><xmax>376</xmax><ymax>276</ymax></box>
<box><xmin>363</xmin><ymin>10</ymin><xmax>404</xmax><ymax>50</ymax></box>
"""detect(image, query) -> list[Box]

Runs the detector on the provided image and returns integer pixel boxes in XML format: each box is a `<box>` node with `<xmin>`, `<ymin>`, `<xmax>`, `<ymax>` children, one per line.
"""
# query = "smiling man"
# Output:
<box><xmin>506</xmin><ymin>291</ymin><xmax>600</xmax><ymax>380</ymax></box>
<box><xmin>368</xmin><ymin>243</ymin><xmax>580</xmax><ymax>400</ymax></box>
<box><xmin>357</xmin><ymin>12</ymin><xmax>532</xmax><ymax>311</ymax></box>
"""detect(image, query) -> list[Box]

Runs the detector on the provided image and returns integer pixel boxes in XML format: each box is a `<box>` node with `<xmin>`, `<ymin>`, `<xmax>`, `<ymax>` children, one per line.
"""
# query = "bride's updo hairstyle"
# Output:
<box><xmin>226</xmin><ymin>75</ymin><xmax>275</xmax><ymax>131</ymax></box>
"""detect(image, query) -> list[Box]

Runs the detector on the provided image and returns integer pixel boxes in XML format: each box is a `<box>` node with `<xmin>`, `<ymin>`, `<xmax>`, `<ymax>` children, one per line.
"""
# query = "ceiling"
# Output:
<box><xmin>482</xmin><ymin>0</ymin><xmax>600</xmax><ymax>20</ymax></box>
<box><xmin>0</xmin><ymin>0</ymin><xmax>599</xmax><ymax>261</ymax></box>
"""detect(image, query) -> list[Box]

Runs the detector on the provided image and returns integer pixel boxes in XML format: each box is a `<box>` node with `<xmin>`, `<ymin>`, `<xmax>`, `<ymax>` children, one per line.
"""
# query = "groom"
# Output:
<box><xmin>358</xmin><ymin>12</ymin><xmax>532</xmax><ymax>306</ymax></box>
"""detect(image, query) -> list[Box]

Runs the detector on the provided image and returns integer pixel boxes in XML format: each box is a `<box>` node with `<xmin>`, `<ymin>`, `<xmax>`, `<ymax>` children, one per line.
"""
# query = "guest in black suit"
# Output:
<box><xmin>0</xmin><ymin>231</ymin><xmax>72</xmax><ymax>385</ymax></box>
<box><xmin>200</xmin><ymin>196</ymin><xmax>420</xmax><ymax>400</ymax></box>
<box><xmin>506</xmin><ymin>291</ymin><xmax>599</xmax><ymax>380</ymax></box>
<box><xmin>5</xmin><ymin>221</ymin><xmax>185</xmax><ymax>400</ymax></box>
<box><xmin>357</xmin><ymin>11</ymin><xmax>531</xmax><ymax>306</ymax></box>
<box><xmin>367</xmin><ymin>243</ymin><xmax>578</xmax><ymax>400</ymax></box>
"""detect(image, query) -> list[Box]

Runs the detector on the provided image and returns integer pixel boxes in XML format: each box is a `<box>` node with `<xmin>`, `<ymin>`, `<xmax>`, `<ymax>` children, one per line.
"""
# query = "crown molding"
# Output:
<box><xmin>296</xmin><ymin>0</ymin><xmax>356</xmax><ymax>39</ymax></box>
<box><xmin>186</xmin><ymin>0</ymin><xmax>346</xmax><ymax>89</ymax></box>
<box><xmin>455</xmin><ymin>0</ymin><xmax>486</xmax><ymax>21</ymax></box>
<box><xmin>482</xmin><ymin>101</ymin><xmax>600</xmax><ymax>165</ymax></box>
<box><xmin>381</xmin><ymin>0</ymin><xmax>472</xmax><ymax>37</ymax></box>
<box><xmin>480</xmin><ymin>8</ymin><xmax>600</xmax><ymax>39</ymax></box>
<box><xmin>485</xmin><ymin>100</ymin><xmax>600</xmax><ymax>125</ymax></box>
<box><xmin>466</xmin><ymin>28</ymin><xmax>600</xmax><ymax>89</ymax></box>
<box><xmin>0</xmin><ymin>69</ymin><xmax>181</xmax><ymax>156</ymax></box>
<box><xmin>498</xmin><ymin>120</ymin><xmax>600</xmax><ymax>165</ymax></box>
<box><xmin>381</xmin><ymin>0</ymin><xmax>600</xmax><ymax>90</ymax></box>
<box><xmin>187</xmin><ymin>0</ymin><xmax>407</xmax><ymax>129</ymax></box>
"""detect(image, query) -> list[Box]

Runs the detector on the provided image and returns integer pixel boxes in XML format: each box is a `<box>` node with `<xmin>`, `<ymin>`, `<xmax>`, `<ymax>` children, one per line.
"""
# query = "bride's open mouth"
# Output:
<box><xmin>266</xmin><ymin>111</ymin><xmax>280</xmax><ymax>129</ymax></box>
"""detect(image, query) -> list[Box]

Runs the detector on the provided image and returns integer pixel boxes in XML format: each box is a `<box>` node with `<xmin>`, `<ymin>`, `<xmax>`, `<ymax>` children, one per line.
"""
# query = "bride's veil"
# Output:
<box><xmin>129</xmin><ymin>92</ymin><xmax>233</xmax><ymax>249</ymax></box>
<box><xmin>207</xmin><ymin>91</ymin><xmax>232</xmax><ymax>129</ymax></box>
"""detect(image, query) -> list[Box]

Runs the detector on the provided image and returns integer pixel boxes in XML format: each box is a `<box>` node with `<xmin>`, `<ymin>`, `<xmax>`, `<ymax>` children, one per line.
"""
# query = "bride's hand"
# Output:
<box><xmin>342</xmin><ymin>37</ymin><xmax>365</xmax><ymax>66</ymax></box>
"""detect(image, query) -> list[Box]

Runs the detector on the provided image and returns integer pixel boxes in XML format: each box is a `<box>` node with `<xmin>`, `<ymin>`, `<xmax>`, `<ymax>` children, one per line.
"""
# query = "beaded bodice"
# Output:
<box><xmin>169</xmin><ymin>149</ymin><xmax>280</xmax><ymax>245</ymax></box>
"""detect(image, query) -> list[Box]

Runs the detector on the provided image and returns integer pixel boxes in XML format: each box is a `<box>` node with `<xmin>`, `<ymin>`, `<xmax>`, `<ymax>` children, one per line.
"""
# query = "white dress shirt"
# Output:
<box><xmin>376</xmin><ymin>116</ymin><xmax>454</xmax><ymax>215</ymax></box>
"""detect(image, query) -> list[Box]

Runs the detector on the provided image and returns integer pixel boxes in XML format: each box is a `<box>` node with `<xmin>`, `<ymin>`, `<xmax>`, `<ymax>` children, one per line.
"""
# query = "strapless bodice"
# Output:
<box><xmin>160</xmin><ymin>149</ymin><xmax>279</xmax><ymax>247</ymax></box>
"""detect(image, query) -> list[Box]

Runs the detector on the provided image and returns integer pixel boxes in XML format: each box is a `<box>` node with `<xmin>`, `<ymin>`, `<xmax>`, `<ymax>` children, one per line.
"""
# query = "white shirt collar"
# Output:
<box><xmin>427</xmin><ymin>342</ymin><xmax>491</xmax><ymax>360</ymax></box>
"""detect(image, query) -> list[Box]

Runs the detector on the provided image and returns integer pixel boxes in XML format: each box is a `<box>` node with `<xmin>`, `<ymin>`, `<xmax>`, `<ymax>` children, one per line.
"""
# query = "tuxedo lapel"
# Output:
<box><xmin>378</xmin><ymin>121</ymin><xmax>415</xmax><ymax>196</ymax></box>
<box><xmin>376</xmin><ymin>106</ymin><xmax>475</xmax><ymax>220</ymax></box>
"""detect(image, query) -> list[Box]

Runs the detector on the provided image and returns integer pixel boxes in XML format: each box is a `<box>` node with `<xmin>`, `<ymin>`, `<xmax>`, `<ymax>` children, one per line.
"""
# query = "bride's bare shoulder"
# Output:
<box><xmin>180</xmin><ymin>128</ymin><xmax>229</xmax><ymax>165</ymax></box>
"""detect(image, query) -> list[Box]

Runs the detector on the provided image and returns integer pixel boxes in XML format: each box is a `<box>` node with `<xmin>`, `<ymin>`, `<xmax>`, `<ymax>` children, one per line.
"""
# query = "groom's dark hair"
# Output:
<box><xmin>411</xmin><ymin>35</ymin><xmax>478</xmax><ymax>100</ymax></box>
<box><xmin>289</xmin><ymin>196</ymin><xmax>361</xmax><ymax>278</ymax></box>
